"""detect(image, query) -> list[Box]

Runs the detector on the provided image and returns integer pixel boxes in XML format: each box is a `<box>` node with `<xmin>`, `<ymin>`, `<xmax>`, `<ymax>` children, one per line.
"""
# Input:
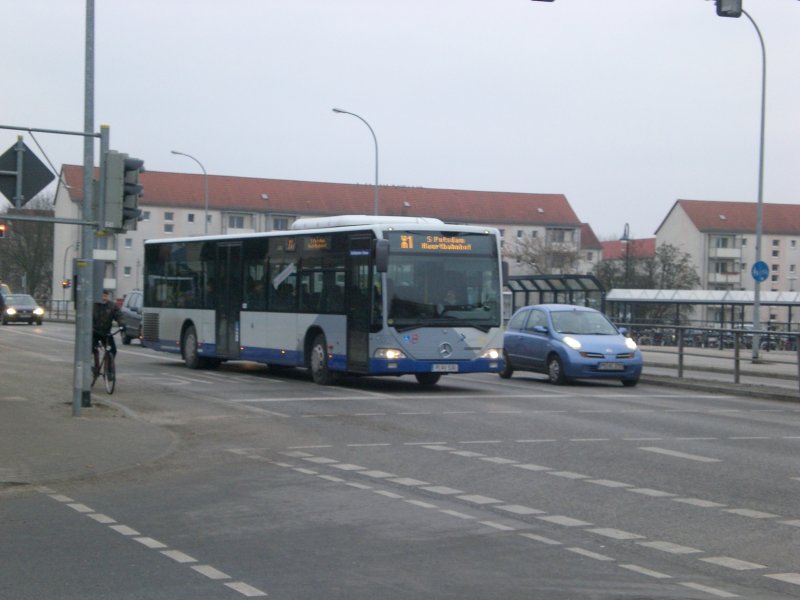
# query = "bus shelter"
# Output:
<box><xmin>505</xmin><ymin>274</ymin><xmax>605</xmax><ymax>316</ymax></box>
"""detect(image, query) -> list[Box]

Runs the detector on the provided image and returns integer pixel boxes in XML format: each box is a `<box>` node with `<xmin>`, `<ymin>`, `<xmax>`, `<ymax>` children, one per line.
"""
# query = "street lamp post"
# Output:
<box><xmin>713</xmin><ymin>7</ymin><xmax>767</xmax><ymax>360</ymax></box>
<box><xmin>171</xmin><ymin>150</ymin><xmax>209</xmax><ymax>234</ymax></box>
<box><xmin>620</xmin><ymin>223</ymin><xmax>632</xmax><ymax>323</ymax></box>
<box><xmin>332</xmin><ymin>108</ymin><xmax>379</xmax><ymax>216</ymax></box>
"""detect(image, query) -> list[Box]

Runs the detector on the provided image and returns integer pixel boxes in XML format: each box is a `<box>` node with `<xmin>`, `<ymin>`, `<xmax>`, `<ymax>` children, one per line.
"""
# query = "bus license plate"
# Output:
<box><xmin>433</xmin><ymin>364</ymin><xmax>459</xmax><ymax>373</ymax></box>
<box><xmin>598</xmin><ymin>362</ymin><xmax>624</xmax><ymax>371</ymax></box>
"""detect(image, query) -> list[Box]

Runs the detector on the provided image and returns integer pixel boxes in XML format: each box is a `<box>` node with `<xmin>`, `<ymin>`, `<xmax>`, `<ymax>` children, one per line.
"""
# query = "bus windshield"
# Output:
<box><xmin>384</xmin><ymin>231</ymin><xmax>500</xmax><ymax>331</ymax></box>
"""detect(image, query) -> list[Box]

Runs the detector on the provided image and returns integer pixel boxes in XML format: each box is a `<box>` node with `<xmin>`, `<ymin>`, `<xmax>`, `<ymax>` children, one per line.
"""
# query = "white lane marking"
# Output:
<box><xmin>587</xmin><ymin>479</ymin><xmax>632</xmax><ymax>488</ymax></box>
<box><xmin>317</xmin><ymin>475</ymin><xmax>344</xmax><ymax>483</ymax></box>
<box><xmin>67</xmin><ymin>503</ymin><xmax>94</xmax><ymax>513</ymax></box>
<box><xmin>135</xmin><ymin>537</ymin><xmax>167</xmax><ymax>549</ymax></box>
<box><xmin>224</xmin><ymin>581</ymin><xmax>268</xmax><ymax>597</ymax></box>
<box><xmin>513</xmin><ymin>463</ymin><xmax>552</xmax><ymax>471</ymax></box>
<box><xmin>359</xmin><ymin>470</ymin><xmax>396</xmax><ymax>478</ymax></box>
<box><xmin>161</xmin><ymin>550</ymin><xmax>197</xmax><ymax>563</ymax></box>
<box><xmin>286</xmin><ymin>445</ymin><xmax>332</xmax><ymax>450</ymax></box>
<box><xmin>450</xmin><ymin>450</ymin><xmax>485</xmax><ymax>457</ymax></box>
<box><xmin>729</xmin><ymin>436</ymin><xmax>770</xmax><ymax>440</ymax></box>
<box><xmin>570</xmin><ymin>438</ymin><xmax>610</xmax><ymax>442</ymax></box>
<box><xmin>638</xmin><ymin>541</ymin><xmax>703</xmax><ymax>554</ymax></box>
<box><xmin>515</xmin><ymin>439</ymin><xmax>557</xmax><ymax>443</ymax></box>
<box><xmin>567</xmin><ymin>547</ymin><xmax>614</xmax><ymax>561</ymax></box>
<box><xmin>443</xmin><ymin>411</ymin><xmax>476</xmax><ymax>415</ymax></box>
<box><xmin>586</xmin><ymin>528</ymin><xmax>645</xmax><ymax>540</ymax></box>
<box><xmin>421</xmin><ymin>444</ymin><xmax>454</xmax><ymax>451</ymax></box>
<box><xmin>639</xmin><ymin>447</ymin><xmax>721</xmax><ymax>463</ymax></box>
<box><xmin>620</xmin><ymin>564</ymin><xmax>672</xmax><ymax>579</ymax></box>
<box><xmin>346</xmin><ymin>482</ymin><xmax>372</xmax><ymax>490</ymax></box>
<box><xmin>480</xmin><ymin>457</ymin><xmax>517</xmax><ymax>464</ymax></box>
<box><xmin>480</xmin><ymin>521</ymin><xmax>516</xmax><ymax>531</ymax></box>
<box><xmin>421</xmin><ymin>486</ymin><xmax>464</xmax><ymax>495</ymax></box>
<box><xmin>627</xmin><ymin>488</ymin><xmax>676</xmax><ymax>498</ymax></box>
<box><xmin>459</xmin><ymin>440</ymin><xmax>502</xmax><ymax>444</ymax></box>
<box><xmin>537</xmin><ymin>515</ymin><xmax>592</xmax><ymax>527</ymax></box>
<box><xmin>765</xmin><ymin>573</ymin><xmax>800</xmax><ymax>585</ymax></box>
<box><xmin>673</xmin><ymin>498</ymin><xmax>727</xmax><ymax>508</ymax></box>
<box><xmin>331</xmin><ymin>463</ymin><xmax>366</xmax><ymax>471</ymax></box>
<box><xmin>439</xmin><ymin>509</ymin><xmax>475</xmax><ymax>520</ymax></box>
<box><xmin>405</xmin><ymin>500</ymin><xmax>438</xmax><ymax>509</ymax></box>
<box><xmin>110</xmin><ymin>525</ymin><xmax>140</xmax><ymax>536</ymax></box>
<box><xmin>700</xmin><ymin>557</ymin><xmax>767</xmax><ymax>571</ymax></box>
<box><xmin>781</xmin><ymin>520</ymin><xmax>800</xmax><ymax>527</ymax></box>
<box><xmin>192</xmin><ymin>565</ymin><xmax>231</xmax><ymax>580</ymax></box>
<box><xmin>347</xmin><ymin>443</ymin><xmax>391</xmax><ymax>447</ymax></box>
<box><xmin>353</xmin><ymin>412</ymin><xmax>386</xmax><ymax>416</ymax></box>
<box><xmin>87</xmin><ymin>513</ymin><xmax>116</xmax><ymax>524</ymax></box>
<box><xmin>519</xmin><ymin>533</ymin><xmax>561</xmax><ymax>545</ymax></box>
<box><xmin>723</xmin><ymin>508</ymin><xmax>778</xmax><ymax>519</ymax></box>
<box><xmin>303</xmin><ymin>456</ymin><xmax>338</xmax><ymax>464</ymax></box>
<box><xmin>373</xmin><ymin>490</ymin><xmax>403</xmax><ymax>499</ymax></box>
<box><xmin>679</xmin><ymin>582</ymin><xmax>738</xmax><ymax>598</ymax></box>
<box><xmin>387</xmin><ymin>477</ymin><xmax>430</xmax><ymax>486</ymax></box>
<box><xmin>293</xmin><ymin>468</ymin><xmax>317</xmax><ymax>475</ymax></box>
<box><xmin>457</xmin><ymin>494</ymin><xmax>503</xmax><ymax>505</ymax></box>
<box><xmin>48</xmin><ymin>494</ymin><xmax>74</xmax><ymax>503</ymax></box>
<box><xmin>497</xmin><ymin>505</ymin><xmax>545</xmax><ymax>515</ymax></box>
<box><xmin>549</xmin><ymin>471</ymin><xmax>589</xmax><ymax>479</ymax></box>
<box><xmin>281</xmin><ymin>450</ymin><xmax>313</xmax><ymax>457</ymax></box>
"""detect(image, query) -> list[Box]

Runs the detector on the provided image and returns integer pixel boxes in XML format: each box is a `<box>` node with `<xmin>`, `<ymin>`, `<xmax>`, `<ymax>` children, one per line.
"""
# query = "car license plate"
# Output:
<box><xmin>598</xmin><ymin>362</ymin><xmax>624</xmax><ymax>371</ymax></box>
<box><xmin>433</xmin><ymin>364</ymin><xmax>459</xmax><ymax>373</ymax></box>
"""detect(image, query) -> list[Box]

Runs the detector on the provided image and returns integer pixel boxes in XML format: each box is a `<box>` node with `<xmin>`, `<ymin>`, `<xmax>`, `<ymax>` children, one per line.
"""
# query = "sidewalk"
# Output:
<box><xmin>0</xmin><ymin>343</ymin><xmax>177</xmax><ymax>488</ymax></box>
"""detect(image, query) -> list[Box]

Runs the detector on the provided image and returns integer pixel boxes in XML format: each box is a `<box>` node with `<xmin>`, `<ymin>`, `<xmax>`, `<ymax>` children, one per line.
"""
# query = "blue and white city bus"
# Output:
<box><xmin>142</xmin><ymin>215</ymin><xmax>505</xmax><ymax>385</ymax></box>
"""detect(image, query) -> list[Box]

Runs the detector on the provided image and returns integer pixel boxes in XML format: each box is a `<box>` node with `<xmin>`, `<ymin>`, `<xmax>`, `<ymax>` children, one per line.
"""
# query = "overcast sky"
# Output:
<box><xmin>2</xmin><ymin>0</ymin><xmax>798</xmax><ymax>239</ymax></box>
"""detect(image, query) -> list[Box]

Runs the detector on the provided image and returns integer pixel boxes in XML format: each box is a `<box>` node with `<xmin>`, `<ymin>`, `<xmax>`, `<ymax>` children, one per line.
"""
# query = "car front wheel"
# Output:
<box><xmin>499</xmin><ymin>350</ymin><xmax>514</xmax><ymax>379</ymax></box>
<box><xmin>547</xmin><ymin>354</ymin><xmax>566</xmax><ymax>385</ymax></box>
<box><xmin>621</xmin><ymin>378</ymin><xmax>639</xmax><ymax>387</ymax></box>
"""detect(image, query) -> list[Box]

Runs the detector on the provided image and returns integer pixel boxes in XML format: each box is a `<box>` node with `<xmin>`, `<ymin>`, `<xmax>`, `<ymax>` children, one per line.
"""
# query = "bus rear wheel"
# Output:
<box><xmin>310</xmin><ymin>334</ymin><xmax>335</xmax><ymax>385</ymax></box>
<box><xmin>415</xmin><ymin>373</ymin><xmax>441</xmax><ymax>386</ymax></box>
<box><xmin>182</xmin><ymin>325</ymin><xmax>204</xmax><ymax>369</ymax></box>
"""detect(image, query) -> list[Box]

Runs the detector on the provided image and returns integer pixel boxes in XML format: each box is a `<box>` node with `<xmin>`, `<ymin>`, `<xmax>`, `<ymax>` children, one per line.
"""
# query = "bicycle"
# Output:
<box><xmin>92</xmin><ymin>327</ymin><xmax>124</xmax><ymax>394</ymax></box>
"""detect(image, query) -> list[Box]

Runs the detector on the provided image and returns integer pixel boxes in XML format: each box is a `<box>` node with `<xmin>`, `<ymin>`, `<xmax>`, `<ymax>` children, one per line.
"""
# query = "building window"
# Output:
<box><xmin>741</xmin><ymin>263</ymin><xmax>746</xmax><ymax>271</ymax></box>
<box><xmin>771</xmin><ymin>274</ymin><xmax>779</xmax><ymax>282</ymax></box>
<box><xmin>188</xmin><ymin>213</ymin><xmax>195</xmax><ymax>223</ymax></box>
<box><xmin>164</xmin><ymin>212</ymin><xmax>174</xmax><ymax>221</ymax></box>
<box><xmin>772</xmin><ymin>250</ymin><xmax>779</xmax><ymax>257</ymax></box>
<box><xmin>123</xmin><ymin>266</ymin><xmax>132</xmax><ymax>277</ymax></box>
<box><xmin>124</xmin><ymin>237</ymin><xmax>133</xmax><ymax>249</ymax></box>
<box><xmin>586</xmin><ymin>252</ymin><xmax>594</xmax><ymax>261</ymax></box>
<box><xmin>792</xmin><ymin>240</ymin><xmax>797</xmax><ymax>249</ymax></box>
<box><xmin>229</xmin><ymin>215</ymin><xmax>244</xmax><ymax>229</ymax></box>
<box><xmin>273</xmin><ymin>217</ymin><xmax>289</xmax><ymax>230</ymax></box>
<box><xmin>741</xmin><ymin>237</ymin><xmax>747</xmax><ymax>246</ymax></box>
<box><xmin>772</xmin><ymin>240</ymin><xmax>780</xmax><ymax>247</ymax></box>
<box><xmin>791</xmin><ymin>265</ymin><xmax>796</xmax><ymax>273</ymax></box>
<box><xmin>771</xmin><ymin>264</ymin><xmax>779</xmax><ymax>272</ymax></box>
<box><xmin>142</xmin><ymin>210</ymin><xmax>151</xmax><ymax>221</ymax></box>
<box><xmin>164</xmin><ymin>223</ymin><xmax>174</xmax><ymax>233</ymax></box>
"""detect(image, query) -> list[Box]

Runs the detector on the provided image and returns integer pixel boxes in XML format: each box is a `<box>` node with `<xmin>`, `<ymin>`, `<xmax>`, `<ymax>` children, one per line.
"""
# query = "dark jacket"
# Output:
<box><xmin>93</xmin><ymin>300</ymin><xmax>122</xmax><ymax>336</ymax></box>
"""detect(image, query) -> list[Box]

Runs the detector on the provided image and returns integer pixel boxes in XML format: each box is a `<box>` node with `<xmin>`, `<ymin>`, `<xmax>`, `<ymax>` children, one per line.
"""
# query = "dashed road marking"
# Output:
<box><xmin>700</xmin><ymin>557</ymin><xmax>767</xmax><ymax>571</ymax></box>
<box><xmin>639</xmin><ymin>447</ymin><xmax>721</xmax><ymax>463</ymax></box>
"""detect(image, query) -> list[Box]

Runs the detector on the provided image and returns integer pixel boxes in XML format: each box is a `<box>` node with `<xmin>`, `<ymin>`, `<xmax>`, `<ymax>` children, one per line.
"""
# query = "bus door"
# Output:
<box><xmin>216</xmin><ymin>242</ymin><xmax>242</xmax><ymax>359</ymax></box>
<box><xmin>346</xmin><ymin>235</ymin><xmax>373</xmax><ymax>373</ymax></box>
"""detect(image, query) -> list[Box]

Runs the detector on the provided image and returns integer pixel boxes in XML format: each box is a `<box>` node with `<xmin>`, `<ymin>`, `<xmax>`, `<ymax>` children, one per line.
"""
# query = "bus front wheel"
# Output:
<box><xmin>415</xmin><ymin>372</ymin><xmax>441</xmax><ymax>386</ymax></box>
<box><xmin>310</xmin><ymin>334</ymin><xmax>335</xmax><ymax>385</ymax></box>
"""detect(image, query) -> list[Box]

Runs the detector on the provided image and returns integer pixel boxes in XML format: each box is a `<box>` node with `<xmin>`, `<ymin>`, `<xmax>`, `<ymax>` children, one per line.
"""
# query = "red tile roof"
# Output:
<box><xmin>579</xmin><ymin>223</ymin><xmax>602</xmax><ymax>250</ymax></box>
<box><xmin>662</xmin><ymin>200</ymin><xmax>800</xmax><ymax>234</ymax></box>
<box><xmin>601</xmin><ymin>238</ymin><xmax>656</xmax><ymax>260</ymax></box>
<box><xmin>61</xmin><ymin>165</ymin><xmax>581</xmax><ymax>227</ymax></box>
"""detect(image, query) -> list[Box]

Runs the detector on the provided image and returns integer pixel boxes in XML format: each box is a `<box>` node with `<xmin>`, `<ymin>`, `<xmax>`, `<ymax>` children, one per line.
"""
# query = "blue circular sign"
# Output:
<box><xmin>751</xmin><ymin>260</ymin><xmax>769</xmax><ymax>282</ymax></box>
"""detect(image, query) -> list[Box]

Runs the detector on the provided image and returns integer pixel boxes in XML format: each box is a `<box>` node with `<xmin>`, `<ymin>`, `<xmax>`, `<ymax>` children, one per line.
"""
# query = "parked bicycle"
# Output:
<box><xmin>92</xmin><ymin>326</ymin><xmax>125</xmax><ymax>394</ymax></box>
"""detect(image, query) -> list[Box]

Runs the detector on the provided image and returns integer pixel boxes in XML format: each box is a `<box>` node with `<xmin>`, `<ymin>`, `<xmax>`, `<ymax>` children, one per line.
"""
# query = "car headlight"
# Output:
<box><xmin>34</xmin><ymin>307</ymin><xmax>44</xmax><ymax>316</ymax></box>
<box><xmin>6</xmin><ymin>307</ymin><xmax>17</xmax><ymax>316</ymax></box>
<box><xmin>563</xmin><ymin>336</ymin><xmax>582</xmax><ymax>350</ymax></box>
<box><xmin>480</xmin><ymin>348</ymin><xmax>501</xmax><ymax>360</ymax></box>
<box><xmin>625</xmin><ymin>337</ymin><xmax>638</xmax><ymax>351</ymax></box>
<box><xmin>374</xmin><ymin>348</ymin><xmax>407</xmax><ymax>360</ymax></box>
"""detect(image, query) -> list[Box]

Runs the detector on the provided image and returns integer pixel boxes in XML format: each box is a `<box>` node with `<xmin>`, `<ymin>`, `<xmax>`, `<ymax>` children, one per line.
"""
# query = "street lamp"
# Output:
<box><xmin>171</xmin><ymin>150</ymin><xmax>209</xmax><ymax>234</ymax></box>
<box><xmin>713</xmin><ymin>5</ymin><xmax>767</xmax><ymax>360</ymax></box>
<box><xmin>332</xmin><ymin>108</ymin><xmax>379</xmax><ymax>216</ymax></box>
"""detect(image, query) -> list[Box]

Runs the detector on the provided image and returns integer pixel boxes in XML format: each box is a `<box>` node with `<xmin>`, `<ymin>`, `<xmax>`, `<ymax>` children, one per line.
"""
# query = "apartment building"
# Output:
<box><xmin>52</xmin><ymin>165</ymin><xmax>587</xmax><ymax>301</ymax></box>
<box><xmin>656</xmin><ymin>199</ymin><xmax>800</xmax><ymax>323</ymax></box>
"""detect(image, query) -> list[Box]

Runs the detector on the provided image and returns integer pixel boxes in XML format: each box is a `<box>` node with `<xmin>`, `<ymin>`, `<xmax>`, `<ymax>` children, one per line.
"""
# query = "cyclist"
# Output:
<box><xmin>93</xmin><ymin>290</ymin><xmax>123</xmax><ymax>360</ymax></box>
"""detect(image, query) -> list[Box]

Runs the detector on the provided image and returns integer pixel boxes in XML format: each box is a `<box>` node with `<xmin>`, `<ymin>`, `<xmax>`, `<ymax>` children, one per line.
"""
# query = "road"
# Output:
<box><xmin>2</xmin><ymin>322</ymin><xmax>800</xmax><ymax>599</ymax></box>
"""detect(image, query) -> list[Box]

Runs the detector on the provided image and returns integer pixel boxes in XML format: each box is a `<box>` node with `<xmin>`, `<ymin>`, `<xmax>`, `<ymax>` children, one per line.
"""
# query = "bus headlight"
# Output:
<box><xmin>374</xmin><ymin>348</ymin><xmax>407</xmax><ymax>360</ymax></box>
<box><xmin>480</xmin><ymin>348</ymin><xmax>501</xmax><ymax>360</ymax></box>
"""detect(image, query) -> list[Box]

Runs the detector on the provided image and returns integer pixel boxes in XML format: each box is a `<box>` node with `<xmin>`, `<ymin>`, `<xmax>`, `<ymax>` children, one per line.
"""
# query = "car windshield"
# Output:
<box><xmin>7</xmin><ymin>294</ymin><xmax>37</xmax><ymax>307</ymax></box>
<box><xmin>550</xmin><ymin>310</ymin><xmax>618</xmax><ymax>335</ymax></box>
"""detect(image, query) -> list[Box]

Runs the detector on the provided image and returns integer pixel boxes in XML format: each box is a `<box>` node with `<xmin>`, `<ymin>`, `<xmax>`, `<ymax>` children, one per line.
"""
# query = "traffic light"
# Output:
<box><xmin>102</xmin><ymin>150</ymin><xmax>145</xmax><ymax>232</ymax></box>
<box><xmin>716</xmin><ymin>0</ymin><xmax>742</xmax><ymax>18</ymax></box>
<box><xmin>0</xmin><ymin>222</ymin><xmax>6</xmax><ymax>238</ymax></box>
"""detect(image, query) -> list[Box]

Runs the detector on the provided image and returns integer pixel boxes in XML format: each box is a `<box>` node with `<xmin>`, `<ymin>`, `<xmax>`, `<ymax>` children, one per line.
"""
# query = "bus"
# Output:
<box><xmin>141</xmin><ymin>215</ymin><xmax>505</xmax><ymax>385</ymax></box>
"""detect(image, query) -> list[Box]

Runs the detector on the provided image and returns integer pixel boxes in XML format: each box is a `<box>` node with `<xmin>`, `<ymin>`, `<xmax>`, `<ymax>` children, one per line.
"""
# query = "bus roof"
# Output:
<box><xmin>291</xmin><ymin>215</ymin><xmax>444</xmax><ymax>230</ymax></box>
<box><xmin>144</xmin><ymin>218</ymin><xmax>499</xmax><ymax>246</ymax></box>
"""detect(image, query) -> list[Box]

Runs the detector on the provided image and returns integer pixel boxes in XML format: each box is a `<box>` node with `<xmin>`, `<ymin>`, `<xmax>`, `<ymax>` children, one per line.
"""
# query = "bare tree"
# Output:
<box><xmin>503</xmin><ymin>233</ymin><xmax>580</xmax><ymax>275</ymax></box>
<box><xmin>0</xmin><ymin>193</ymin><xmax>55</xmax><ymax>299</ymax></box>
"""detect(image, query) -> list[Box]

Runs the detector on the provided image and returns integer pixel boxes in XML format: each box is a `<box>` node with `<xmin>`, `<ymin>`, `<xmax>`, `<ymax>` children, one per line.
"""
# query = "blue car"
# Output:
<box><xmin>500</xmin><ymin>304</ymin><xmax>642</xmax><ymax>386</ymax></box>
